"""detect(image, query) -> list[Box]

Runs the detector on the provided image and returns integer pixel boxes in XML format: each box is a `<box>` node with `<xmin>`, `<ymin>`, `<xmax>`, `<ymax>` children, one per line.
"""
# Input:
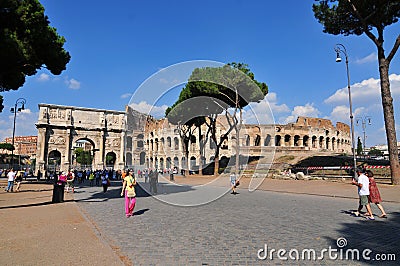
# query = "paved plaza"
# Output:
<box><xmin>72</xmin><ymin>177</ymin><xmax>399</xmax><ymax>265</ymax></box>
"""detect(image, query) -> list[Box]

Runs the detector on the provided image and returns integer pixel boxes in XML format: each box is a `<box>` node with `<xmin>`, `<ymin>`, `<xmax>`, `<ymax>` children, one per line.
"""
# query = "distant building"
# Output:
<box><xmin>3</xmin><ymin>136</ymin><xmax>38</xmax><ymax>158</ymax></box>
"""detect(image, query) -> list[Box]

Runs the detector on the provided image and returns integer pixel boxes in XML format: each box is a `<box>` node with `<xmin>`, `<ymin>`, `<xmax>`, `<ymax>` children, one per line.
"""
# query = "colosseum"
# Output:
<box><xmin>143</xmin><ymin>115</ymin><xmax>352</xmax><ymax>172</ymax></box>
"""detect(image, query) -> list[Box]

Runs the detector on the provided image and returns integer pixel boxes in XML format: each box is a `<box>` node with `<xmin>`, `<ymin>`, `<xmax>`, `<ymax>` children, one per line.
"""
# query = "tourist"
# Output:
<box><xmin>101</xmin><ymin>172</ymin><xmax>110</xmax><ymax>193</ymax></box>
<box><xmin>351</xmin><ymin>168</ymin><xmax>374</xmax><ymax>220</ymax></box>
<box><xmin>366</xmin><ymin>170</ymin><xmax>387</xmax><ymax>218</ymax></box>
<box><xmin>5</xmin><ymin>168</ymin><xmax>16</xmax><ymax>192</ymax></box>
<box><xmin>144</xmin><ymin>169</ymin><xmax>149</xmax><ymax>183</ymax></box>
<box><xmin>230</xmin><ymin>173</ymin><xmax>239</xmax><ymax>195</ymax></box>
<box><xmin>149</xmin><ymin>170</ymin><xmax>157</xmax><ymax>194</ymax></box>
<box><xmin>66</xmin><ymin>170</ymin><xmax>75</xmax><ymax>193</ymax></box>
<box><xmin>15</xmin><ymin>171</ymin><xmax>23</xmax><ymax>192</ymax></box>
<box><xmin>121</xmin><ymin>171</ymin><xmax>137</xmax><ymax>218</ymax></box>
<box><xmin>88</xmin><ymin>171</ymin><xmax>95</xmax><ymax>187</ymax></box>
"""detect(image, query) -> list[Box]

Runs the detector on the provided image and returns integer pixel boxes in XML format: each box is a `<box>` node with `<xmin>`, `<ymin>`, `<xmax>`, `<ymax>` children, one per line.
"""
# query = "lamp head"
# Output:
<box><xmin>336</xmin><ymin>52</ymin><xmax>342</xmax><ymax>62</ymax></box>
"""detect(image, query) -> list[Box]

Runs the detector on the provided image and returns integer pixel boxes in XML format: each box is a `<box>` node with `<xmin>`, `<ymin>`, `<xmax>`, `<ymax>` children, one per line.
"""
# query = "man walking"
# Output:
<box><xmin>5</xmin><ymin>168</ymin><xmax>16</xmax><ymax>192</ymax></box>
<box><xmin>352</xmin><ymin>168</ymin><xmax>375</xmax><ymax>220</ymax></box>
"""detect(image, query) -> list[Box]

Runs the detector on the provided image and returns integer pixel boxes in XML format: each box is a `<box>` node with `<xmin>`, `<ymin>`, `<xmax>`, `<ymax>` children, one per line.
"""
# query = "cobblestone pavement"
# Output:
<box><xmin>74</xmin><ymin>179</ymin><xmax>400</xmax><ymax>265</ymax></box>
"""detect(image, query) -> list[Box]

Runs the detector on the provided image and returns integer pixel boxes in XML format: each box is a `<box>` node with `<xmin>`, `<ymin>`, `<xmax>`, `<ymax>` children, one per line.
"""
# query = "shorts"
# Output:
<box><xmin>359</xmin><ymin>195</ymin><xmax>369</xmax><ymax>206</ymax></box>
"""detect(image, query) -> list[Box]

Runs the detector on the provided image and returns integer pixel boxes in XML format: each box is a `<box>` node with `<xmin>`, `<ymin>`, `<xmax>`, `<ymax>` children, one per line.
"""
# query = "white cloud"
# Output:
<box><xmin>66</xmin><ymin>78</ymin><xmax>81</xmax><ymax>89</ymax></box>
<box><xmin>324</xmin><ymin>74</ymin><xmax>400</xmax><ymax>106</ymax></box>
<box><xmin>37</xmin><ymin>73</ymin><xmax>50</xmax><ymax>82</ymax></box>
<box><xmin>129</xmin><ymin>101</ymin><xmax>168</xmax><ymax>118</ymax></box>
<box><xmin>282</xmin><ymin>103</ymin><xmax>321</xmax><ymax>124</ymax></box>
<box><xmin>355</xmin><ymin>52</ymin><xmax>377</xmax><ymax>64</ymax></box>
<box><xmin>120</xmin><ymin>93</ymin><xmax>132</xmax><ymax>99</ymax></box>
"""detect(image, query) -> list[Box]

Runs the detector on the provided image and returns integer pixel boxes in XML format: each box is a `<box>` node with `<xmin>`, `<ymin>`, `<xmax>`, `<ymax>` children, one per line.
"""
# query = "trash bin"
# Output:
<box><xmin>52</xmin><ymin>184</ymin><xmax>65</xmax><ymax>203</ymax></box>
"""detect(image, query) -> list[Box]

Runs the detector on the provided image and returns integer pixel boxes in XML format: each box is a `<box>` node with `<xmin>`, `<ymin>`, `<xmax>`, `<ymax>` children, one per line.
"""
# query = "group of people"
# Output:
<box><xmin>3</xmin><ymin>168</ymin><xmax>23</xmax><ymax>192</ymax></box>
<box><xmin>352</xmin><ymin>168</ymin><xmax>387</xmax><ymax>220</ymax></box>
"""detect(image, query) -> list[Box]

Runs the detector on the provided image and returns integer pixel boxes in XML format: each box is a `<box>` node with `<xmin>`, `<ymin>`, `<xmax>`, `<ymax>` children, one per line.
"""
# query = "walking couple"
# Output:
<box><xmin>352</xmin><ymin>168</ymin><xmax>387</xmax><ymax>220</ymax></box>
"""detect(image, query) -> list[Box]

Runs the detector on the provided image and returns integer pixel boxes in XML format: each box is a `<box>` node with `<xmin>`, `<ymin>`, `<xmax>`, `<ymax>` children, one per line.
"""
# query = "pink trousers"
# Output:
<box><xmin>125</xmin><ymin>191</ymin><xmax>136</xmax><ymax>216</ymax></box>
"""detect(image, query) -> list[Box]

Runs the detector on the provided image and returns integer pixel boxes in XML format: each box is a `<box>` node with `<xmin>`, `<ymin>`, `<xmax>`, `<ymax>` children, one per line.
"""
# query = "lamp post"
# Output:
<box><xmin>10</xmin><ymin>98</ymin><xmax>26</xmax><ymax>169</ymax></box>
<box><xmin>334</xmin><ymin>44</ymin><xmax>357</xmax><ymax>179</ymax></box>
<box><xmin>356</xmin><ymin>116</ymin><xmax>372</xmax><ymax>159</ymax></box>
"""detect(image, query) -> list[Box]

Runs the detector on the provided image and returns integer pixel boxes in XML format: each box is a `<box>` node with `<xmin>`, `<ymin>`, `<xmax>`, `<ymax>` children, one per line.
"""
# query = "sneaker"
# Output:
<box><xmin>366</xmin><ymin>216</ymin><xmax>375</xmax><ymax>220</ymax></box>
<box><xmin>352</xmin><ymin>211</ymin><xmax>360</xmax><ymax>217</ymax></box>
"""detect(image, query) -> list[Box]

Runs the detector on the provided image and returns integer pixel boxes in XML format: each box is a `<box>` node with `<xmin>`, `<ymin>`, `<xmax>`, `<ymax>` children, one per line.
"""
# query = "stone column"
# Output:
<box><xmin>119</xmin><ymin>131</ymin><xmax>125</xmax><ymax>169</ymax></box>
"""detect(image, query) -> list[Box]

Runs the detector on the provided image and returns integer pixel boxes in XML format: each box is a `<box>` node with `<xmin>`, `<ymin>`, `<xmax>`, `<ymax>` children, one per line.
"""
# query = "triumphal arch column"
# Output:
<box><xmin>35</xmin><ymin>104</ymin><xmax>126</xmax><ymax>174</ymax></box>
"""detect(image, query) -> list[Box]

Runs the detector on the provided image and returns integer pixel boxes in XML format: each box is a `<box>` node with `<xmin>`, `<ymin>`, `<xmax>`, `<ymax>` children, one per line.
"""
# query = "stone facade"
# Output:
<box><xmin>35</xmin><ymin>103</ymin><xmax>351</xmax><ymax>173</ymax></box>
<box><xmin>35</xmin><ymin>104</ymin><xmax>126</xmax><ymax>174</ymax></box>
<box><xmin>144</xmin><ymin>116</ymin><xmax>352</xmax><ymax>171</ymax></box>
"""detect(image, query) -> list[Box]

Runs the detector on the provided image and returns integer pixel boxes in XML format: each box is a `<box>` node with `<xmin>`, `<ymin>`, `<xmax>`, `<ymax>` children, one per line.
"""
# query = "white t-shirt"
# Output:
<box><xmin>7</xmin><ymin>171</ymin><xmax>16</xmax><ymax>182</ymax></box>
<box><xmin>357</xmin><ymin>174</ymin><xmax>370</xmax><ymax>196</ymax></box>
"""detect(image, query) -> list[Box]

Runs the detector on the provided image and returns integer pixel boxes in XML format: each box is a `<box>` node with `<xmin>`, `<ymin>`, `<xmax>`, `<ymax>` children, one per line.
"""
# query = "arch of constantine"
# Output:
<box><xmin>35</xmin><ymin>104</ymin><xmax>126</xmax><ymax>174</ymax></box>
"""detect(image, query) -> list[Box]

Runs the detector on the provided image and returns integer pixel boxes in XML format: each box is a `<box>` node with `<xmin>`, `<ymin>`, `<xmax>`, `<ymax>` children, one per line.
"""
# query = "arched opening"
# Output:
<box><xmin>284</xmin><ymin>135</ymin><xmax>291</xmax><ymax>146</ymax></box>
<box><xmin>126</xmin><ymin>152</ymin><xmax>132</xmax><ymax>167</ymax></box>
<box><xmin>245</xmin><ymin>135</ymin><xmax>250</xmax><ymax>146</ymax></box>
<box><xmin>140</xmin><ymin>152</ymin><xmax>145</xmax><ymax>165</ymax></box>
<box><xmin>72</xmin><ymin>139</ymin><xmax>95</xmax><ymax>169</ymax></box>
<box><xmin>126</xmin><ymin>136</ymin><xmax>132</xmax><ymax>150</ymax></box>
<box><xmin>166</xmin><ymin>157</ymin><xmax>171</xmax><ymax>169</ymax></box>
<box><xmin>47</xmin><ymin>150</ymin><xmax>61</xmax><ymax>173</ymax></box>
<box><xmin>174</xmin><ymin>137</ymin><xmax>179</xmax><ymax>150</ymax></box>
<box><xmin>303</xmin><ymin>135</ymin><xmax>310</xmax><ymax>147</ymax></box>
<box><xmin>167</xmin><ymin>137</ymin><xmax>171</xmax><ymax>148</ymax></box>
<box><xmin>312</xmin><ymin>136</ymin><xmax>317</xmax><ymax>148</ymax></box>
<box><xmin>181</xmin><ymin>157</ymin><xmax>187</xmax><ymax>169</ymax></box>
<box><xmin>190</xmin><ymin>156</ymin><xmax>196</xmax><ymax>170</ymax></box>
<box><xmin>160</xmin><ymin>157</ymin><xmax>164</xmax><ymax>170</ymax></box>
<box><xmin>264</xmin><ymin>134</ymin><xmax>271</xmax><ymax>146</ymax></box>
<box><xmin>106</xmin><ymin>152</ymin><xmax>116</xmax><ymax>168</ymax></box>
<box><xmin>275</xmin><ymin>135</ymin><xmax>281</xmax><ymax>146</ymax></box>
<box><xmin>294</xmin><ymin>135</ymin><xmax>300</xmax><ymax>146</ymax></box>
<box><xmin>173</xmin><ymin>157</ymin><xmax>179</xmax><ymax>168</ymax></box>
<box><xmin>319</xmin><ymin>136</ymin><xmax>324</xmax><ymax>149</ymax></box>
<box><xmin>254</xmin><ymin>135</ymin><xmax>261</xmax><ymax>146</ymax></box>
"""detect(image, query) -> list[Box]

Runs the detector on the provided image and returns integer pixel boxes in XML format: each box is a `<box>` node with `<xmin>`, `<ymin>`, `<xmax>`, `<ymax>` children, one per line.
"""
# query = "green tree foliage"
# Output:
<box><xmin>0</xmin><ymin>142</ymin><xmax>14</xmax><ymax>151</ymax></box>
<box><xmin>166</xmin><ymin>63</ymin><xmax>268</xmax><ymax>175</ymax></box>
<box><xmin>368</xmin><ymin>148</ymin><xmax>384</xmax><ymax>156</ymax></box>
<box><xmin>74</xmin><ymin>148</ymin><xmax>93</xmax><ymax>165</ymax></box>
<box><xmin>0</xmin><ymin>0</ymin><xmax>70</xmax><ymax>110</ymax></box>
<box><xmin>356</xmin><ymin>136</ymin><xmax>363</xmax><ymax>155</ymax></box>
<box><xmin>313</xmin><ymin>0</ymin><xmax>400</xmax><ymax>184</ymax></box>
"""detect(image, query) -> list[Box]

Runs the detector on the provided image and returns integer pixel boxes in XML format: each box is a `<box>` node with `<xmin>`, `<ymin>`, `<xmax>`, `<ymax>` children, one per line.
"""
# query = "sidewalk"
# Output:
<box><xmin>0</xmin><ymin>177</ymin><xmax>398</xmax><ymax>265</ymax></box>
<box><xmin>0</xmin><ymin>180</ymin><xmax>126</xmax><ymax>266</ymax></box>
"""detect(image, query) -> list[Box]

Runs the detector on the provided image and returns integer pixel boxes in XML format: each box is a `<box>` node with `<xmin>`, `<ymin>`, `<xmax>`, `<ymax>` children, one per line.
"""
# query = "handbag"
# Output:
<box><xmin>127</xmin><ymin>188</ymin><xmax>136</xmax><ymax>197</ymax></box>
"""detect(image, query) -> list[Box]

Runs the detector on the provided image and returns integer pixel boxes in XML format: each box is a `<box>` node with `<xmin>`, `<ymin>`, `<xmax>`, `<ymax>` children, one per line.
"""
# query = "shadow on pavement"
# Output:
<box><xmin>133</xmin><ymin>208</ymin><xmax>150</xmax><ymax>216</ymax></box>
<box><xmin>324</xmin><ymin>211</ymin><xmax>400</xmax><ymax>265</ymax></box>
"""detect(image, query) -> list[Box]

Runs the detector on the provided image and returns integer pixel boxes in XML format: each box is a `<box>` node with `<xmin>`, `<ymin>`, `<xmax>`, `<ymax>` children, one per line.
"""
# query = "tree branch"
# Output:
<box><xmin>387</xmin><ymin>34</ymin><xmax>400</xmax><ymax>63</ymax></box>
<box><xmin>346</xmin><ymin>0</ymin><xmax>380</xmax><ymax>47</ymax></box>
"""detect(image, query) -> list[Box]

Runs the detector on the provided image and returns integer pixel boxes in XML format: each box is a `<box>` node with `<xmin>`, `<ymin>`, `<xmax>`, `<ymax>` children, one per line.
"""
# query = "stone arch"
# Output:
<box><xmin>159</xmin><ymin>157</ymin><xmax>164</xmax><ymax>170</ymax></box>
<box><xmin>319</xmin><ymin>136</ymin><xmax>324</xmax><ymax>149</ymax></box>
<box><xmin>190</xmin><ymin>156</ymin><xmax>197</xmax><ymax>170</ymax></box>
<box><xmin>126</xmin><ymin>152</ymin><xmax>132</xmax><ymax>166</ymax></box>
<box><xmin>312</xmin><ymin>136</ymin><xmax>317</xmax><ymax>148</ymax></box>
<box><xmin>166</xmin><ymin>157</ymin><xmax>171</xmax><ymax>169</ymax></box>
<box><xmin>284</xmin><ymin>135</ymin><xmax>291</xmax><ymax>146</ymax></box>
<box><xmin>167</xmin><ymin>137</ymin><xmax>171</xmax><ymax>148</ymax></box>
<box><xmin>106</xmin><ymin>151</ymin><xmax>116</xmax><ymax>168</ymax></box>
<box><xmin>254</xmin><ymin>135</ymin><xmax>261</xmax><ymax>146</ymax></box>
<box><xmin>126</xmin><ymin>136</ymin><xmax>132</xmax><ymax>150</ymax></box>
<box><xmin>264</xmin><ymin>134</ymin><xmax>272</xmax><ymax>146</ymax></box>
<box><xmin>244</xmin><ymin>135</ymin><xmax>250</xmax><ymax>146</ymax></box>
<box><xmin>173</xmin><ymin>156</ymin><xmax>179</xmax><ymax>168</ymax></box>
<box><xmin>303</xmin><ymin>135</ymin><xmax>310</xmax><ymax>147</ymax></box>
<box><xmin>174</xmin><ymin>137</ymin><xmax>179</xmax><ymax>150</ymax></box>
<box><xmin>275</xmin><ymin>135</ymin><xmax>282</xmax><ymax>146</ymax></box>
<box><xmin>140</xmin><ymin>152</ymin><xmax>145</xmax><ymax>165</ymax></box>
<box><xmin>47</xmin><ymin>150</ymin><xmax>61</xmax><ymax>173</ymax></box>
<box><xmin>294</xmin><ymin>135</ymin><xmax>300</xmax><ymax>146</ymax></box>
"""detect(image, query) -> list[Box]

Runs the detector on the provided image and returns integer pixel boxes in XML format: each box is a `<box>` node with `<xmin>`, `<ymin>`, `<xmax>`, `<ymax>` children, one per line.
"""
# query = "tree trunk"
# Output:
<box><xmin>378</xmin><ymin>58</ymin><xmax>400</xmax><ymax>185</ymax></box>
<box><xmin>198</xmin><ymin>127</ymin><xmax>203</xmax><ymax>175</ymax></box>
<box><xmin>214</xmin><ymin>154</ymin><xmax>219</xmax><ymax>176</ymax></box>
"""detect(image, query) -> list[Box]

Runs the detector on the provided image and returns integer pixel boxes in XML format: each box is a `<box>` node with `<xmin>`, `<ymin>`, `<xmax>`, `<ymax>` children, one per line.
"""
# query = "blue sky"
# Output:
<box><xmin>1</xmin><ymin>0</ymin><xmax>399</xmax><ymax>147</ymax></box>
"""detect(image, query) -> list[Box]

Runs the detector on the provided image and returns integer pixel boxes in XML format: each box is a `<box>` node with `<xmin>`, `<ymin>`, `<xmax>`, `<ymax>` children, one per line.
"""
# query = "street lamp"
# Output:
<box><xmin>356</xmin><ymin>116</ymin><xmax>372</xmax><ymax>158</ymax></box>
<box><xmin>334</xmin><ymin>44</ymin><xmax>357</xmax><ymax>179</ymax></box>
<box><xmin>10</xmin><ymin>98</ymin><xmax>26</xmax><ymax>169</ymax></box>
